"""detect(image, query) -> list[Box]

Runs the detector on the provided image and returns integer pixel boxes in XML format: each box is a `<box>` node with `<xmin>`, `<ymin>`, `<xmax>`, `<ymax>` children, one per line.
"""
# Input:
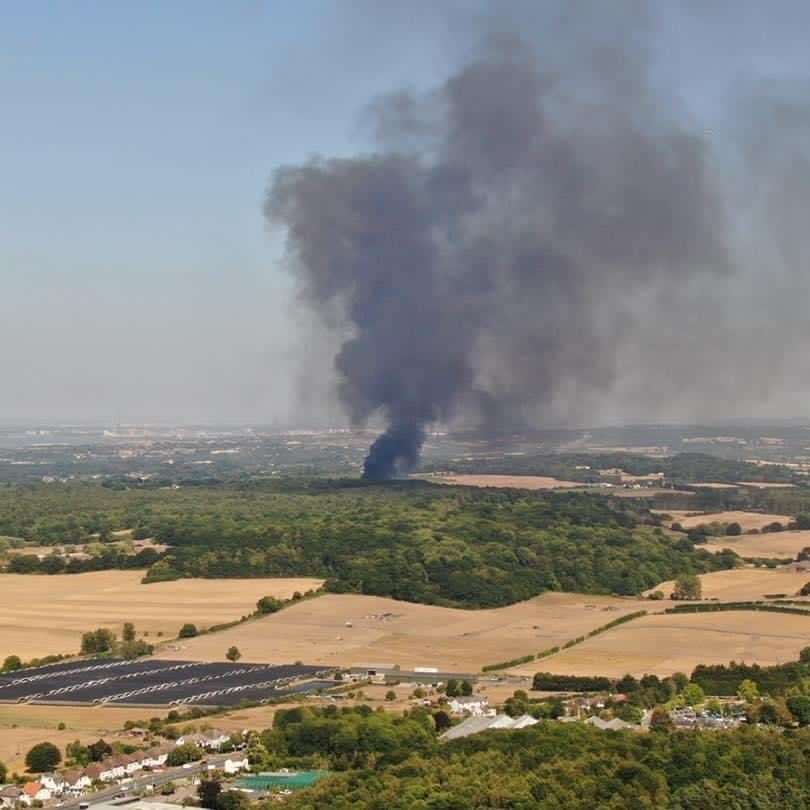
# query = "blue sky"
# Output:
<box><xmin>1</xmin><ymin>1</ymin><xmax>458</xmax><ymax>422</ymax></box>
<box><xmin>3</xmin><ymin>2</ymin><xmax>810</xmax><ymax>424</ymax></box>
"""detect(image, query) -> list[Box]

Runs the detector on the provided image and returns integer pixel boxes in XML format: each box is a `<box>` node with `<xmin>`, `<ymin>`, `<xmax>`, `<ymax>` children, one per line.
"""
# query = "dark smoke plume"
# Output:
<box><xmin>266</xmin><ymin>21</ymin><xmax>730</xmax><ymax>479</ymax></box>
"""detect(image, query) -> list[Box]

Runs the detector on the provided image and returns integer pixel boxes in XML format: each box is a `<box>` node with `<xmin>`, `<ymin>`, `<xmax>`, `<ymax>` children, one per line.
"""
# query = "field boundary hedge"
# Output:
<box><xmin>480</xmin><ymin>610</ymin><xmax>647</xmax><ymax>672</ymax></box>
<box><xmin>665</xmin><ymin>602</ymin><xmax>810</xmax><ymax>617</ymax></box>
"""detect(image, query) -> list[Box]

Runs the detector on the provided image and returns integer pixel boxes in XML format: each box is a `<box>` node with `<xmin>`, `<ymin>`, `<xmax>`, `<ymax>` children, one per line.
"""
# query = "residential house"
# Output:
<box><xmin>61</xmin><ymin>770</ymin><xmax>90</xmax><ymax>796</ymax></box>
<box><xmin>175</xmin><ymin>730</ymin><xmax>230</xmax><ymax>751</ymax></box>
<box><xmin>141</xmin><ymin>745</ymin><xmax>171</xmax><ymax>769</ymax></box>
<box><xmin>121</xmin><ymin>753</ymin><xmax>143</xmax><ymax>776</ymax></box>
<box><xmin>447</xmin><ymin>696</ymin><xmax>491</xmax><ymax>717</ymax></box>
<box><xmin>175</xmin><ymin>732</ymin><xmax>206</xmax><ymax>748</ymax></box>
<box><xmin>200</xmin><ymin>730</ymin><xmax>231</xmax><ymax>751</ymax></box>
<box><xmin>98</xmin><ymin>757</ymin><xmax>124</xmax><ymax>782</ymax></box>
<box><xmin>0</xmin><ymin>786</ymin><xmax>24</xmax><ymax>808</ymax></box>
<box><xmin>83</xmin><ymin>764</ymin><xmax>104</xmax><ymax>784</ymax></box>
<box><xmin>39</xmin><ymin>773</ymin><xmax>64</xmax><ymax>795</ymax></box>
<box><xmin>22</xmin><ymin>782</ymin><xmax>52</xmax><ymax>804</ymax></box>
<box><xmin>222</xmin><ymin>756</ymin><xmax>249</xmax><ymax>775</ymax></box>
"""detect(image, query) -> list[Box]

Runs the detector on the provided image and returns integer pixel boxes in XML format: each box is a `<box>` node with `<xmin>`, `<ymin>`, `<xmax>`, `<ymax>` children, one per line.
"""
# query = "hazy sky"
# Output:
<box><xmin>1</xmin><ymin>1</ymin><xmax>458</xmax><ymax>423</ymax></box>
<box><xmin>3</xmin><ymin>2</ymin><xmax>810</xmax><ymax>425</ymax></box>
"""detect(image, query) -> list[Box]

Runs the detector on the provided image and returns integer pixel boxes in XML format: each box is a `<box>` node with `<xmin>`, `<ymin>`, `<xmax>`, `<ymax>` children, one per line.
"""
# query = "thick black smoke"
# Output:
<box><xmin>266</xmin><ymin>25</ymin><xmax>730</xmax><ymax>479</ymax></box>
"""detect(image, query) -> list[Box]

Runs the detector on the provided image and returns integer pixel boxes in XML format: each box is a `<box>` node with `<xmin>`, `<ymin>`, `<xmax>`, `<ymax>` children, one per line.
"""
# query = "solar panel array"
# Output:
<box><xmin>0</xmin><ymin>659</ymin><xmax>334</xmax><ymax>707</ymax></box>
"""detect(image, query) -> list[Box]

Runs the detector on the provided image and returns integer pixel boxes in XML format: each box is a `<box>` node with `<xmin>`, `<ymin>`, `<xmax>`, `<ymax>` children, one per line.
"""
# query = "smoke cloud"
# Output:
<box><xmin>265</xmin><ymin>2</ymin><xmax>810</xmax><ymax>478</ymax></box>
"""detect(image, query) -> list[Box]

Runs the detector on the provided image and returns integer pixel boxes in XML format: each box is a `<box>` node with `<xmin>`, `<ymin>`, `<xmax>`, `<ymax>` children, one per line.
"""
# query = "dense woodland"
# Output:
<box><xmin>267</xmin><ymin>714</ymin><xmax>810</xmax><ymax>810</ymax></box>
<box><xmin>424</xmin><ymin>451</ymin><xmax>799</xmax><ymax>485</ymax></box>
<box><xmin>0</xmin><ymin>481</ymin><xmax>734</xmax><ymax>607</ymax></box>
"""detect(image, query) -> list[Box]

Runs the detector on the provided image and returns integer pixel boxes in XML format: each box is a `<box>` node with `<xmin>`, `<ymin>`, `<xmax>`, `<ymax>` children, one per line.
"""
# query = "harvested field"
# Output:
<box><xmin>425</xmin><ymin>474</ymin><xmax>581</xmax><ymax>490</ymax></box>
<box><xmin>0</xmin><ymin>704</ymin><xmax>153</xmax><ymax>773</ymax></box>
<box><xmin>154</xmin><ymin>592</ymin><xmax>651</xmax><ymax>672</ymax></box>
<box><xmin>508</xmin><ymin>611</ymin><xmax>810</xmax><ymax>679</ymax></box>
<box><xmin>738</xmin><ymin>481</ymin><xmax>796</xmax><ymax>489</ymax></box>
<box><xmin>704</xmin><ymin>530</ymin><xmax>810</xmax><ymax>559</ymax></box>
<box><xmin>656</xmin><ymin>510</ymin><xmax>792</xmax><ymax>531</ymax></box>
<box><xmin>0</xmin><ymin>571</ymin><xmax>324</xmax><ymax>660</ymax></box>
<box><xmin>649</xmin><ymin>567</ymin><xmax>810</xmax><ymax>601</ymax></box>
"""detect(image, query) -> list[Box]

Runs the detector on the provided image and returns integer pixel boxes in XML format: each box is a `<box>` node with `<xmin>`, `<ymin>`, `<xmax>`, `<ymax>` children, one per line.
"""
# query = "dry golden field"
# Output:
<box><xmin>738</xmin><ymin>481</ymin><xmax>796</xmax><ymax>489</ymax></box>
<box><xmin>0</xmin><ymin>571</ymin><xmax>324</xmax><ymax>660</ymax></box>
<box><xmin>649</xmin><ymin>567</ymin><xmax>810</xmax><ymax>601</ymax></box>
<box><xmin>508</xmin><ymin>610</ymin><xmax>810</xmax><ymax>678</ymax></box>
<box><xmin>657</xmin><ymin>510</ymin><xmax>792</xmax><ymax>531</ymax></box>
<box><xmin>0</xmin><ymin>704</ymin><xmax>156</xmax><ymax>773</ymax></box>
<box><xmin>154</xmin><ymin>592</ymin><xmax>651</xmax><ymax>672</ymax></box>
<box><xmin>704</xmin><ymin>530</ymin><xmax>810</xmax><ymax>559</ymax></box>
<box><xmin>424</xmin><ymin>473</ymin><xmax>581</xmax><ymax>490</ymax></box>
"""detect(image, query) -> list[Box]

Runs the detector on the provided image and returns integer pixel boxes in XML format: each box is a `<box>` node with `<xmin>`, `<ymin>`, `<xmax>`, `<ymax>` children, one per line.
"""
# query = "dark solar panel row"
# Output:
<box><xmin>0</xmin><ymin>660</ymin><xmax>211</xmax><ymax>701</ymax></box>
<box><xmin>183</xmin><ymin>678</ymin><xmax>337</xmax><ymax>707</ymax></box>
<box><xmin>0</xmin><ymin>657</ymin><xmax>113</xmax><ymax>683</ymax></box>
<box><xmin>0</xmin><ymin>657</ymin><xmax>158</xmax><ymax>689</ymax></box>
<box><xmin>106</xmin><ymin>664</ymin><xmax>327</xmax><ymax>705</ymax></box>
<box><xmin>40</xmin><ymin>663</ymin><xmax>274</xmax><ymax>703</ymax></box>
<box><xmin>0</xmin><ymin>659</ymin><xmax>286</xmax><ymax>702</ymax></box>
<box><xmin>2</xmin><ymin>659</ymin><xmax>333</xmax><ymax>707</ymax></box>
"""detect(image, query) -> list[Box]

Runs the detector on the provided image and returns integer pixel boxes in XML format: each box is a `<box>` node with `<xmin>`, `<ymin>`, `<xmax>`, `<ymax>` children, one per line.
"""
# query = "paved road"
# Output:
<box><xmin>55</xmin><ymin>753</ymin><xmax>236</xmax><ymax>810</ymax></box>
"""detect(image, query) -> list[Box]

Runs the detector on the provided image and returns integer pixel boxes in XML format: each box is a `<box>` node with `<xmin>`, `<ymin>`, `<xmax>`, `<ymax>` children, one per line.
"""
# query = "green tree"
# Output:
<box><xmin>385</xmin><ymin>690</ymin><xmax>397</xmax><ymax>701</ymax></box>
<box><xmin>504</xmin><ymin>690</ymin><xmax>530</xmax><ymax>718</ymax></box>
<box><xmin>724</xmin><ymin>522</ymin><xmax>742</xmax><ymax>536</ymax></box>
<box><xmin>226</xmin><ymin>646</ymin><xmax>242</xmax><ymax>662</ymax></box>
<box><xmin>617</xmin><ymin>704</ymin><xmax>644</xmax><ymax>724</ymax></box>
<box><xmin>166</xmin><ymin>743</ymin><xmax>202</xmax><ymax>767</ymax></box>
<box><xmin>179</xmin><ymin>623</ymin><xmax>198</xmax><ymax>638</ymax></box>
<box><xmin>2</xmin><ymin>655</ymin><xmax>22</xmax><ymax>672</ymax></box>
<box><xmin>216</xmin><ymin>792</ymin><xmax>249</xmax><ymax>810</ymax></box>
<box><xmin>682</xmin><ymin>683</ymin><xmax>705</xmax><ymax>706</ymax></box>
<box><xmin>80</xmin><ymin>628</ymin><xmax>116</xmax><ymax>655</ymax></box>
<box><xmin>122</xmin><ymin>622</ymin><xmax>136</xmax><ymax>642</ymax></box>
<box><xmin>65</xmin><ymin>740</ymin><xmax>90</xmax><ymax>767</ymax></box>
<box><xmin>755</xmin><ymin>700</ymin><xmax>782</xmax><ymax>725</ymax></box>
<box><xmin>787</xmin><ymin>695</ymin><xmax>810</xmax><ymax>726</ymax></box>
<box><xmin>445</xmin><ymin>679</ymin><xmax>460</xmax><ymax>698</ymax></box>
<box><xmin>796</xmin><ymin>513</ymin><xmax>810</xmax><ymax>530</ymax></box>
<box><xmin>0</xmin><ymin>761</ymin><xmax>6</xmax><ymax>784</ymax></box>
<box><xmin>198</xmin><ymin>779</ymin><xmax>222</xmax><ymax>809</ymax></box>
<box><xmin>87</xmin><ymin>739</ymin><xmax>112</xmax><ymax>762</ymax></box>
<box><xmin>460</xmin><ymin>680</ymin><xmax>473</xmax><ymax>696</ymax></box>
<box><xmin>649</xmin><ymin>707</ymin><xmax>674</xmax><ymax>732</ymax></box>
<box><xmin>672</xmin><ymin>574</ymin><xmax>702</xmax><ymax>600</ymax></box>
<box><xmin>25</xmin><ymin>742</ymin><xmax>61</xmax><ymax>773</ymax></box>
<box><xmin>256</xmin><ymin>596</ymin><xmax>284</xmax><ymax>614</ymax></box>
<box><xmin>737</xmin><ymin>679</ymin><xmax>760</xmax><ymax>702</ymax></box>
